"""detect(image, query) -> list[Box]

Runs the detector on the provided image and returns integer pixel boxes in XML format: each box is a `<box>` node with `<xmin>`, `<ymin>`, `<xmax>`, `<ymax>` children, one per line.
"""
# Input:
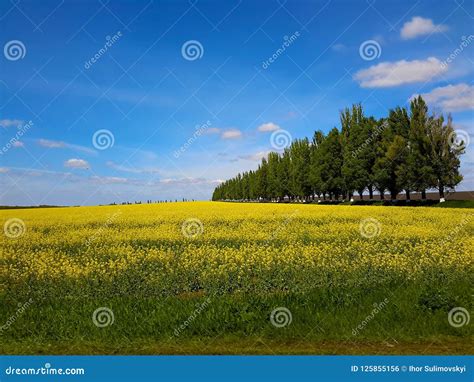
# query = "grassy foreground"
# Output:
<box><xmin>1</xmin><ymin>202</ymin><xmax>472</xmax><ymax>354</ymax></box>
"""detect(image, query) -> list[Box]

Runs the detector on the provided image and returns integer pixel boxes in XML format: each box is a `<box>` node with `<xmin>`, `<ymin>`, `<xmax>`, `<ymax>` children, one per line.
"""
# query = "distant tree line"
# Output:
<box><xmin>212</xmin><ymin>97</ymin><xmax>464</xmax><ymax>202</ymax></box>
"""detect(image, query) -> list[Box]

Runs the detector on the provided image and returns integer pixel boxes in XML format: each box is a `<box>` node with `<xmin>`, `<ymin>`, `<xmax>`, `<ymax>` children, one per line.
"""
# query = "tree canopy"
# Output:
<box><xmin>212</xmin><ymin>97</ymin><xmax>464</xmax><ymax>202</ymax></box>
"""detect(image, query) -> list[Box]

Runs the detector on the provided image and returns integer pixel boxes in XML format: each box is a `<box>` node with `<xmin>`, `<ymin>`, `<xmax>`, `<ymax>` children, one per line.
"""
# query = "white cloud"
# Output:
<box><xmin>64</xmin><ymin>158</ymin><xmax>90</xmax><ymax>169</ymax></box>
<box><xmin>0</xmin><ymin>167</ymin><xmax>9</xmax><ymax>173</ymax></box>
<box><xmin>239</xmin><ymin>151</ymin><xmax>271</xmax><ymax>161</ymax></box>
<box><xmin>205</xmin><ymin>127</ymin><xmax>221</xmax><ymax>134</ymax></box>
<box><xmin>257</xmin><ymin>122</ymin><xmax>280</xmax><ymax>132</ymax></box>
<box><xmin>401</xmin><ymin>16</ymin><xmax>448</xmax><ymax>40</ymax></box>
<box><xmin>413</xmin><ymin>83</ymin><xmax>474</xmax><ymax>112</ymax></box>
<box><xmin>0</xmin><ymin>119</ymin><xmax>24</xmax><ymax>128</ymax></box>
<box><xmin>38</xmin><ymin>139</ymin><xmax>96</xmax><ymax>155</ymax></box>
<box><xmin>12</xmin><ymin>141</ymin><xmax>24</xmax><ymax>148</ymax></box>
<box><xmin>221</xmin><ymin>129</ymin><xmax>242</xmax><ymax>139</ymax></box>
<box><xmin>39</xmin><ymin>139</ymin><xmax>66</xmax><ymax>148</ymax></box>
<box><xmin>354</xmin><ymin>57</ymin><xmax>447</xmax><ymax>88</ymax></box>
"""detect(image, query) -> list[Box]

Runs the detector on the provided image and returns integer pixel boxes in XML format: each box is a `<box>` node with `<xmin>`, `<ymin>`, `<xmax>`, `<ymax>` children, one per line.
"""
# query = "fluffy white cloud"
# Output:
<box><xmin>413</xmin><ymin>83</ymin><xmax>474</xmax><ymax>112</ymax></box>
<box><xmin>401</xmin><ymin>17</ymin><xmax>447</xmax><ymax>40</ymax></box>
<box><xmin>257</xmin><ymin>122</ymin><xmax>280</xmax><ymax>132</ymax></box>
<box><xmin>354</xmin><ymin>57</ymin><xmax>447</xmax><ymax>88</ymax></box>
<box><xmin>64</xmin><ymin>159</ymin><xmax>89</xmax><ymax>169</ymax></box>
<box><xmin>221</xmin><ymin>129</ymin><xmax>242</xmax><ymax>139</ymax></box>
<box><xmin>12</xmin><ymin>141</ymin><xmax>24</xmax><ymax>147</ymax></box>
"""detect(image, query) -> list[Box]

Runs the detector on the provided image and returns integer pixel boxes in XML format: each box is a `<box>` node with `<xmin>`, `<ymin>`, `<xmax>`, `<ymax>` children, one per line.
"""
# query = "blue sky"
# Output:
<box><xmin>1</xmin><ymin>0</ymin><xmax>473</xmax><ymax>205</ymax></box>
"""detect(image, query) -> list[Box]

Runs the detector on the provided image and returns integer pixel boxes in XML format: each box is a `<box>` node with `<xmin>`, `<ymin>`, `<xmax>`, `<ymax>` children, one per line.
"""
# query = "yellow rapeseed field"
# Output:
<box><xmin>1</xmin><ymin>202</ymin><xmax>472</xmax><ymax>298</ymax></box>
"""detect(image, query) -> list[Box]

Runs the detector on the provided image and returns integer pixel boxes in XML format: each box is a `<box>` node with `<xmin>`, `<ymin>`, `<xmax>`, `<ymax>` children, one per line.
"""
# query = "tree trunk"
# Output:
<box><xmin>368</xmin><ymin>186</ymin><xmax>373</xmax><ymax>200</ymax></box>
<box><xmin>379</xmin><ymin>190</ymin><xmax>385</xmax><ymax>200</ymax></box>
<box><xmin>390</xmin><ymin>190</ymin><xmax>397</xmax><ymax>201</ymax></box>
<box><xmin>421</xmin><ymin>190</ymin><xmax>426</xmax><ymax>200</ymax></box>
<box><xmin>405</xmin><ymin>190</ymin><xmax>411</xmax><ymax>201</ymax></box>
<box><xmin>358</xmin><ymin>190</ymin><xmax>363</xmax><ymax>200</ymax></box>
<box><xmin>439</xmin><ymin>184</ymin><xmax>445</xmax><ymax>199</ymax></box>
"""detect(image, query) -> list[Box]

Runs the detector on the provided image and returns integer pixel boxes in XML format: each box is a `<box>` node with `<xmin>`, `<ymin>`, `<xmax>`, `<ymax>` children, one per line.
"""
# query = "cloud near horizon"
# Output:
<box><xmin>413</xmin><ymin>83</ymin><xmax>474</xmax><ymax>112</ymax></box>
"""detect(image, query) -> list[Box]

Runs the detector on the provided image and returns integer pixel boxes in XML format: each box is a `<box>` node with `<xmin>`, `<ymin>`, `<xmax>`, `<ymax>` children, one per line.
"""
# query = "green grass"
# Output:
<box><xmin>432</xmin><ymin>200</ymin><xmax>474</xmax><ymax>208</ymax></box>
<box><xmin>2</xmin><ymin>283</ymin><xmax>472</xmax><ymax>355</ymax></box>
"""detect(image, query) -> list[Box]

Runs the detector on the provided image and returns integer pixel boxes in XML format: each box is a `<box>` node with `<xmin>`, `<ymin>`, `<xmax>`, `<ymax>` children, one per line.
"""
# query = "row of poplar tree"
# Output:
<box><xmin>212</xmin><ymin>96</ymin><xmax>464</xmax><ymax>202</ymax></box>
